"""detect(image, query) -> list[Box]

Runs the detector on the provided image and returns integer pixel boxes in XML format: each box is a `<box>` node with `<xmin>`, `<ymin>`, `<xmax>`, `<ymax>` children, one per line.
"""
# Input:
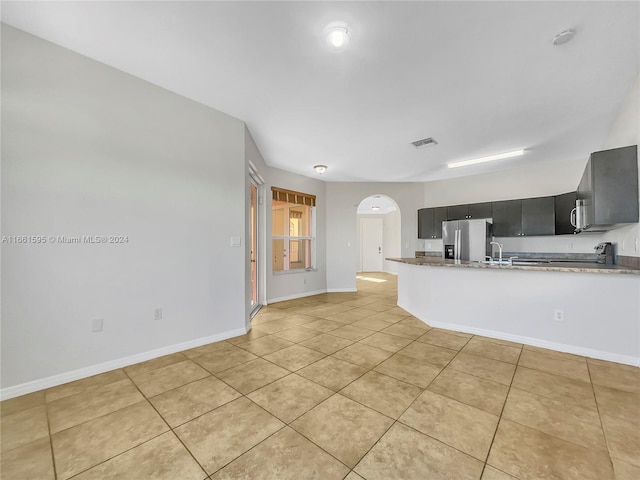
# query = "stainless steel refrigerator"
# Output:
<box><xmin>442</xmin><ymin>219</ymin><xmax>492</xmax><ymax>262</ymax></box>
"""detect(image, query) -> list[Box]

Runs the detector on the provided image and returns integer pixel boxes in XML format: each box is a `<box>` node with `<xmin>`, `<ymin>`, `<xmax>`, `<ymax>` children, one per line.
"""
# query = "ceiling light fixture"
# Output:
<box><xmin>552</xmin><ymin>29</ymin><xmax>575</xmax><ymax>46</ymax></box>
<box><xmin>447</xmin><ymin>149</ymin><xmax>526</xmax><ymax>169</ymax></box>
<box><xmin>371</xmin><ymin>206</ymin><xmax>381</xmax><ymax>211</ymax></box>
<box><xmin>323</xmin><ymin>22</ymin><xmax>351</xmax><ymax>50</ymax></box>
<box><xmin>314</xmin><ymin>165</ymin><xmax>328</xmax><ymax>174</ymax></box>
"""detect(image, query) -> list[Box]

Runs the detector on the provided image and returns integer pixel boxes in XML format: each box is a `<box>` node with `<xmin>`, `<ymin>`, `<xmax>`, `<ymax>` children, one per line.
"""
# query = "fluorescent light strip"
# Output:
<box><xmin>447</xmin><ymin>149</ymin><xmax>526</xmax><ymax>169</ymax></box>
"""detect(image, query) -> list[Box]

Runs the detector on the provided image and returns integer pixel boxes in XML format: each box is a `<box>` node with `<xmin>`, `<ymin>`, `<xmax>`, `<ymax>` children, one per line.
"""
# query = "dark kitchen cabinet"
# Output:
<box><xmin>447</xmin><ymin>202</ymin><xmax>492</xmax><ymax>220</ymax></box>
<box><xmin>492</xmin><ymin>200</ymin><xmax>522</xmax><ymax>237</ymax></box>
<box><xmin>447</xmin><ymin>205</ymin><xmax>468</xmax><ymax>220</ymax></box>
<box><xmin>522</xmin><ymin>197</ymin><xmax>555</xmax><ymax>236</ymax></box>
<box><xmin>418</xmin><ymin>208</ymin><xmax>432</xmax><ymax>239</ymax></box>
<box><xmin>468</xmin><ymin>202</ymin><xmax>493</xmax><ymax>219</ymax></box>
<box><xmin>434</xmin><ymin>207</ymin><xmax>447</xmax><ymax>236</ymax></box>
<box><xmin>555</xmin><ymin>191</ymin><xmax>577</xmax><ymax>235</ymax></box>
<box><xmin>577</xmin><ymin>145</ymin><xmax>639</xmax><ymax>230</ymax></box>
<box><xmin>418</xmin><ymin>207</ymin><xmax>447</xmax><ymax>239</ymax></box>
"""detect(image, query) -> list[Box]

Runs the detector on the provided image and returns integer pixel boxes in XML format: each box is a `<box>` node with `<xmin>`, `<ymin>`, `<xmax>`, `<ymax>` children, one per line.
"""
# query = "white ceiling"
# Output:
<box><xmin>2</xmin><ymin>1</ymin><xmax>638</xmax><ymax>183</ymax></box>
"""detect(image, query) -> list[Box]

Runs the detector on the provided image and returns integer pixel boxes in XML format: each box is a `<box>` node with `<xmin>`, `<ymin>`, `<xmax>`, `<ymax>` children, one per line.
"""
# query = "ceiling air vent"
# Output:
<box><xmin>411</xmin><ymin>137</ymin><xmax>438</xmax><ymax>149</ymax></box>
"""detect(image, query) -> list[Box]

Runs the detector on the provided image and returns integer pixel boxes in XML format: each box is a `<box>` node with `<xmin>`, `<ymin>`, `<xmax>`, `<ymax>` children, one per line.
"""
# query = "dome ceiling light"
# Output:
<box><xmin>323</xmin><ymin>22</ymin><xmax>351</xmax><ymax>51</ymax></box>
<box><xmin>552</xmin><ymin>29</ymin><xmax>575</xmax><ymax>46</ymax></box>
<box><xmin>314</xmin><ymin>165</ymin><xmax>328</xmax><ymax>174</ymax></box>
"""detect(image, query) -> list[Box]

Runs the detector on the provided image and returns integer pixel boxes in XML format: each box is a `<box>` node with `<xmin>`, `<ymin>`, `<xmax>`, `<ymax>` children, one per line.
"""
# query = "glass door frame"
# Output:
<box><xmin>250</xmin><ymin>177</ymin><xmax>262</xmax><ymax>317</ymax></box>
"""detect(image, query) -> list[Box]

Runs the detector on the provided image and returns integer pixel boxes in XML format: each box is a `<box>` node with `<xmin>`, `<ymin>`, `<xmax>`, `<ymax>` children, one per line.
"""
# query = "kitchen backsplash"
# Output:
<box><xmin>419</xmin><ymin>233</ymin><xmax>608</xmax><ymax>255</ymax></box>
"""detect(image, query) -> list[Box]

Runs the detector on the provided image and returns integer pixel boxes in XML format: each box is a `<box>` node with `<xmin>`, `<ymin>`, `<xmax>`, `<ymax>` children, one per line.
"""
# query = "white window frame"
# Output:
<box><xmin>272</xmin><ymin>204</ymin><xmax>316</xmax><ymax>274</ymax></box>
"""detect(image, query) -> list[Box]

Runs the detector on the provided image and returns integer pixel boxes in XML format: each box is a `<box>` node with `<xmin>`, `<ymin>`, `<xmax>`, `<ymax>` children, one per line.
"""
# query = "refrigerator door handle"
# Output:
<box><xmin>453</xmin><ymin>230</ymin><xmax>456</xmax><ymax>260</ymax></box>
<box><xmin>454</xmin><ymin>229</ymin><xmax>460</xmax><ymax>260</ymax></box>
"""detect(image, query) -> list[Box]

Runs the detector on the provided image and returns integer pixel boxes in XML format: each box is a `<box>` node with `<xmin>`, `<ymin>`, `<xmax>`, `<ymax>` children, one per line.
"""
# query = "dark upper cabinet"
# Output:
<box><xmin>522</xmin><ymin>197</ymin><xmax>555</xmax><ymax>236</ymax></box>
<box><xmin>447</xmin><ymin>202</ymin><xmax>493</xmax><ymax>220</ymax></box>
<box><xmin>492</xmin><ymin>197</ymin><xmax>555</xmax><ymax>237</ymax></box>
<box><xmin>418</xmin><ymin>207</ymin><xmax>447</xmax><ymax>239</ymax></box>
<box><xmin>447</xmin><ymin>205</ymin><xmax>468</xmax><ymax>220</ymax></box>
<box><xmin>492</xmin><ymin>200</ymin><xmax>522</xmax><ymax>237</ymax></box>
<box><xmin>468</xmin><ymin>202</ymin><xmax>493</xmax><ymax>219</ymax></box>
<box><xmin>434</xmin><ymin>207</ymin><xmax>447</xmax><ymax>237</ymax></box>
<box><xmin>555</xmin><ymin>191</ymin><xmax>577</xmax><ymax>235</ymax></box>
<box><xmin>417</xmin><ymin>208</ymin><xmax>433</xmax><ymax>239</ymax></box>
<box><xmin>578</xmin><ymin>145</ymin><xmax>639</xmax><ymax>229</ymax></box>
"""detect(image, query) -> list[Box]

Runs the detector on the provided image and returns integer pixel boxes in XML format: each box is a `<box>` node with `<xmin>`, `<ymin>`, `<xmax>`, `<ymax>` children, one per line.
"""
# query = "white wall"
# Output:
<box><xmin>326</xmin><ymin>183</ymin><xmax>424</xmax><ymax>291</ymax></box>
<box><xmin>383</xmin><ymin>210</ymin><xmax>401</xmax><ymax>274</ymax></box>
<box><xmin>603</xmin><ymin>75</ymin><xmax>640</xmax><ymax>258</ymax></box>
<box><xmin>243</xmin><ymin>131</ymin><xmax>327</xmax><ymax>303</ymax></box>
<box><xmin>1</xmin><ymin>26</ymin><xmax>248</xmax><ymax>394</ymax></box>
<box><xmin>423</xmin><ymin>159</ymin><xmax>585</xmax><ymax>208</ymax></box>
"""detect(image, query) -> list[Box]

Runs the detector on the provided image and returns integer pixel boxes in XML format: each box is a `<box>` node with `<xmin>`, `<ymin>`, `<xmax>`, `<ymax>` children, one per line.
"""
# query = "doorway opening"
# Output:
<box><xmin>356</xmin><ymin>195</ymin><xmax>401</xmax><ymax>274</ymax></box>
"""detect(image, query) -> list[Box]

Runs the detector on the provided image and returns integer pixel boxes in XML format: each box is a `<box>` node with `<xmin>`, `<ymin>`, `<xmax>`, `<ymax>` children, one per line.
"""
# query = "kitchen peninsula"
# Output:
<box><xmin>389</xmin><ymin>257</ymin><xmax>640</xmax><ymax>366</ymax></box>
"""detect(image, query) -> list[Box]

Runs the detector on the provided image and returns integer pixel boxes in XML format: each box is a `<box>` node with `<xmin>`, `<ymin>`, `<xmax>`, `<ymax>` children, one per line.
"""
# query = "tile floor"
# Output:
<box><xmin>1</xmin><ymin>273</ymin><xmax>639</xmax><ymax>479</ymax></box>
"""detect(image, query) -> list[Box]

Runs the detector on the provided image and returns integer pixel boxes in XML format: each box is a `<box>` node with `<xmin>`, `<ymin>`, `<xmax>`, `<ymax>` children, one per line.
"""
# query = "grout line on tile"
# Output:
<box><xmin>585</xmin><ymin>359</ymin><xmax>617</xmax><ymax>472</ymax></box>
<box><xmin>284</xmin><ymin>393</ymin><xmax>361</xmax><ymax>471</ymax></box>
<box><xmin>205</xmin><ymin>424</ymin><xmax>290</xmax><ymax>477</ymax></box>
<box><xmin>513</xmin><ymin>363</ymin><xmax>592</xmax><ymax>385</ymax></box>
<box><xmin>44</xmin><ymin>397</ymin><xmax>59</xmax><ymax>480</ymax></box>
<box><xmin>63</xmin><ymin>430</ymin><xmax>171</xmax><ymax>480</ymax></box>
<box><xmin>478</xmin><ymin>341</ymin><xmax>523</xmax><ymax>479</ymax></box>
<box><xmin>120</xmin><ymin>369</ymin><xmax>209</xmax><ymax>478</ymax></box>
<box><xmin>346</xmin><ymin>334</ymin><xmax>470</xmax><ymax>474</ymax></box>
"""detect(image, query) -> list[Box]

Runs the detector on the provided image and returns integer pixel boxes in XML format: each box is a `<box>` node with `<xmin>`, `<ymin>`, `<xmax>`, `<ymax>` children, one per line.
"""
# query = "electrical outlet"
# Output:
<box><xmin>635</xmin><ymin>238</ymin><xmax>638</xmax><ymax>252</ymax></box>
<box><xmin>568</xmin><ymin>242</ymin><xmax>573</xmax><ymax>250</ymax></box>
<box><xmin>303</xmin><ymin>278</ymin><xmax>307</xmax><ymax>285</ymax></box>
<box><xmin>92</xmin><ymin>318</ymin><xmax>104</xmax><ymax>332</ymax></box>
<box><xmin>154</xmin><ymin>308</ymin><xmax>163</xmax><ymax>321</ymax></box>
<box><xmin>553</xmin><ymin>309</ymin><xmax>565</xmax><ymax>322</ymax></box>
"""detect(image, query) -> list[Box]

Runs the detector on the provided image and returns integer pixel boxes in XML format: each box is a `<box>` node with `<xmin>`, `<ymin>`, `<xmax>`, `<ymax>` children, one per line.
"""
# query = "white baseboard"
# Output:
<box><xmin>0</xmin><ymin>327</ymin><xmax>247</xmax><ymax>401</ymax></box>
<box><xmin>423</xmin><ymin>318</ymin><xmax>640</xmax><ymax>367</ymax></box>
<box><xmin>327</xmin><ymin>288</ymin><xmax>358</xmax><ymax>293</ymax></box>
<box><xmin>267</xmin><ymin>289</ymin><xmax>327</xmax><ymax>304</ymax></box>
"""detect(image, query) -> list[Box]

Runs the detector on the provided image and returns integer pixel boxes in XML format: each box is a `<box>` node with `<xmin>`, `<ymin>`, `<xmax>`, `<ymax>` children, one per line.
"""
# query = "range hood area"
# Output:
<box><xmin>572</xmin><ymin>145</ymin><xmax>639</xmax><ymax>233</ymax></box>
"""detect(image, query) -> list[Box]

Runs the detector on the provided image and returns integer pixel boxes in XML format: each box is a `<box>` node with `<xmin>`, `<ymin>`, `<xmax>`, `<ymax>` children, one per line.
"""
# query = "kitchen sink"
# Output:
<box><xmin>476</xmin><ymin>260</ymin><xmax>512</xmax><ymax>266</ymax></box>
<box><xmin>511</xmin><ymin>260</ymin><xmax>549</xmax><ymax>266</ymax></box>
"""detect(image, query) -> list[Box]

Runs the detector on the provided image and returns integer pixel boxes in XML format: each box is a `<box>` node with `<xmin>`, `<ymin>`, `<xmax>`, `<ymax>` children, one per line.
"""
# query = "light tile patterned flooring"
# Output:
<box><xmin>2</xmin><ymin>272</ymin><xmax>639</xmax><ymax>479</ymax></box>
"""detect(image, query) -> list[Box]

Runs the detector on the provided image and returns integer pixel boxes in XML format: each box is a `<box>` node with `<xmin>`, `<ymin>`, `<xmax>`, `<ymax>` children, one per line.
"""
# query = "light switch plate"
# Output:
<box><xmin>230</xmin><ymin>237</ymin><xmax>241</xmax><ymax>247</ymax></box>
<box><xmin>92</xmin><ymin>318</ymin><xmax>104</xmax><ymax>332</ymax></box>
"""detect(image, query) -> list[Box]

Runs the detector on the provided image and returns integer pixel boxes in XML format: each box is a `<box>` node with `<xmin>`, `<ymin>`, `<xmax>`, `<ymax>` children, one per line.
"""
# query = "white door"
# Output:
<box><xmin>361</xmin><ymin>217</ymin><xmax>384</xmax><ymax>272</ymax></box>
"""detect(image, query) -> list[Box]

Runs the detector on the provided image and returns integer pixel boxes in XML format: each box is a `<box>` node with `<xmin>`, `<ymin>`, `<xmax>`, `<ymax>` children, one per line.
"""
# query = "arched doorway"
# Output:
<box><xmin>356</xmin><ymin>195</ymin><xmax>401</xmax><ymax>273</ymax></box>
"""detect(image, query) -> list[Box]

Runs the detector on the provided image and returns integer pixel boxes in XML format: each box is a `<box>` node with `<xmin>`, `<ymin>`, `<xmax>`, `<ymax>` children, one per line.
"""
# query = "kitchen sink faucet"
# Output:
<box><xmin>490</xmin><ymin>242</ymin><xmax>504</xmax><ymax>263</ymax></box>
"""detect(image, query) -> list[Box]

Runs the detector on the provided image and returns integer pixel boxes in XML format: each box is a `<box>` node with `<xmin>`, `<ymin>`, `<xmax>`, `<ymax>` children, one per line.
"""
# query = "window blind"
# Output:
<box><xmin>271</xmin><ymin>187</ymin><xmax>316</xmax><ymax>206</ymax></box>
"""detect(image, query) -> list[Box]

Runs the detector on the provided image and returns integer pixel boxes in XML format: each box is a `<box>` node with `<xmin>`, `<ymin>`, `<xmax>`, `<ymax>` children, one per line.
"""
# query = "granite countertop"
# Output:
<box><xmin>388</xmin><ymin>257</ymin><xmax>640</xmax><ymax>275</ymax></box>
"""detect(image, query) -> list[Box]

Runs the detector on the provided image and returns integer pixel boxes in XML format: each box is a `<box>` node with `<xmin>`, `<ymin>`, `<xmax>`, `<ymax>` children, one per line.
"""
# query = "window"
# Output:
<box><xmin>272</xmin><ymin>187</ymin><xmax>316</xmax><ymax>272</ymax></box>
